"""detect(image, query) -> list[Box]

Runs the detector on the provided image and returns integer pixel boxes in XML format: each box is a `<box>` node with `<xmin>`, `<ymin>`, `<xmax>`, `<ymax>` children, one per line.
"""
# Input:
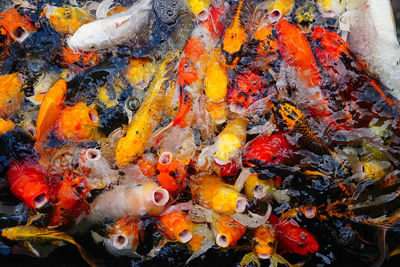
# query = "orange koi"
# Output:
<box><xmin>108</xmin><ymin>216</ymin><xmax>140</xmax><ymax>250</ymax></box>
<box><xmin>252</xmin><ymin>224</ymin><xmax>277</xmax><ymax>259</ymax></box>
<box><xmin>0</xmin><ymin>73</ymin><xmax>23</xmax><ymax>118</ymax></box>
<box><xmin>250</xmin><ymin>23</ymin><xmax>279</xmax><ymax>71</ymax></box>
<box><xmin>212</xmin><ymin>215</ymin><xmax>246</xmax><ymax>247</ymax></box>
<box><xmin>35</xmin><ymin>79</ymin><xmax>67</xmax><ymax>152</ymax></box>
<box><xmin>48</xmin><ymin>170</ymin><xmax>90</xmax><ymax>227</ymax></box>
<box><xmin>157</xmin><ymin>210</ymin><xmax>193</xmax><ymax>243</ymax></box>
<box><xmin>7</xmin><ymin>160</ymin><xmax>49</xmax><ymax>210</ymax></box>
<box><xmin>276</xmin><ymin>19</ymin><xmax>321</xmax><ymax>88</ymax></box>
<box><xmin>222</xmin><ymin>0</ymin><xmax>246</xmax><ymax>63</ymax></box>
<box><xmin>56</xmin><ymin>102</ymin><xmax>100</xmax><ymax>142</ymax></box>
<box><xmin>44</xmin><ymin>5</ymin><xmax>93</xmax><ymax>35</ymax></box>
<box><xmin>156</xmin><ymin>152</ymin><xmax>188</xmax><ymax>194</ymax></box>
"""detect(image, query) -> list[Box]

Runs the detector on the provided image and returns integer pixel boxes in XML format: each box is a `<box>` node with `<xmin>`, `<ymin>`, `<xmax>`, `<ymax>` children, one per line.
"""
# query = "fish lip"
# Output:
<box><xmin>235</xmin><ymin>197</ymin><xmax>247</xmax><ymax>213</ymax></box>
<box><xmin>258</xmin><ymin>254</ymin><xmax>270</xmax><ymax>259</ymax></box>
<box><xmin>215</xmin><ymin>233</ymin><xmax>229</xmax><ymax>248</ymax></box>
<box><xmin>85</xmin><ymin>148</ymin><xmax>102</xmax><ymax>161</ymax></box>
<box><xmin>112</xmin><ymin>234</ymin><xmax>129</xmax><ymax>249</ymax></box>
<box><xmin>268</xmin><ymin>9</ymin><xmax>282</xmax><ymax>24</ymax></box>
<box><xmin>152</xmin><ymin>187</ymin><xmax>169</xmax><ymax>206</ymax></box>
<box><xmin>178</xmin><ymin>229</ymin><xmax>193</xmax><ymax>243</ymax></box>
<box><xmin>33</xmin><ymin>193</ymin><xmax>48</xmax><ymax>209</ymax></box>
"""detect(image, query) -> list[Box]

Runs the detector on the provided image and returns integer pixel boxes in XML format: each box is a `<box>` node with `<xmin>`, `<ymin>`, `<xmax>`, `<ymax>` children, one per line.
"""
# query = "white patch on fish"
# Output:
<box><xmin>67</xmin><ymin>0</ymin><xmax>153</xmax><ymax>51</ymax></box>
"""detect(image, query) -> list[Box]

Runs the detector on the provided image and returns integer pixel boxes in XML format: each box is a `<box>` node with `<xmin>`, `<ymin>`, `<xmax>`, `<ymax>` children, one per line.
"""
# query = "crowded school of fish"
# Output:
<box><xmin>0</xmin><ymin>0</ymin><xmax>400</xmax><ymax>266</ymax></box>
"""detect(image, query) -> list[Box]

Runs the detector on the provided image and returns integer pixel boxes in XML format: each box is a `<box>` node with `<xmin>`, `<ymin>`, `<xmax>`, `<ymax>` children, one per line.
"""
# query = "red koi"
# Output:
<box><xmin>243</xmin><ymin>131</ymin><xmax>293</xmax><ymax>167</ymax></box>
<box><xmin>268</xmin><ymin>213</ymin><xmax>319</xmax><ymax>256</ymax></box>
<box><xmin>48</xmin><ymin>170</ymin><xmax>90</xmax><ymax>227</ymax></box>
<box><xmin>227</xmin><ymin>69</ymin><xmax>267</xmax><ymax>113</ymax></box>
<box><xmin>7</xmin><ymin>161</ymin><xmax>49</xmax><ymax>210</ymax></box>
<box><xmin>156</xmin><ymin>152</ymin><xmax>188</xmax><ymax>194</ymax></box>
<box><xmin>156</xmin><ymin>210</ymin><xmax>193</xmax><ymax>243</ymax></box>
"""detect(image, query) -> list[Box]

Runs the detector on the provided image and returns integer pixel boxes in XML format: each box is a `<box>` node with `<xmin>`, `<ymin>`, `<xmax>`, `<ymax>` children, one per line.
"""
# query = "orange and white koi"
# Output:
<box><xmin>156</xmin><ymin>151</ymin><xmax>189</xmax><ymax>194</ymax></box>
<box><xmin>107</xmin><ymin>216</ymin><xmax>140</xmax><ymax>250</ymax></box>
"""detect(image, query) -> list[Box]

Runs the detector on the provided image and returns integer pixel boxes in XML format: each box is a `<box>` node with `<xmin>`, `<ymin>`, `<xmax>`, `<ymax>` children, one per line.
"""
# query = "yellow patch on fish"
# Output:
<box><xmin>47</xmin><ymin>5</ymin><xmax>93</xmax><ymax>35</ymax></box>
<box><xmin>206</xmin><ymin>100</ymin><xmax>229</xmax><ymax>125</ymax></box>
<box><xmin>223</xmin><ymin>0</ymin><xmax>246</xmax><ymax>55</ymax></box>
<box><xmin>204</xmin><ymin>47</ymin><xmax>228</xmax><ymax>102</ymax></box>
<box><xmin>214</xmin><ymin>117</ymin><xmax>248</xmax><ymax>165</ymax></box>
<box><xmin>187</xmin><ymin>0</ymin><xmax>210</xmax><ymax>16</ymax></box>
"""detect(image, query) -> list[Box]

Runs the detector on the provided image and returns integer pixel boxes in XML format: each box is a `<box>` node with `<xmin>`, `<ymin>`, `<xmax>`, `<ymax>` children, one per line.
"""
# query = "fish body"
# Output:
<box><xmin>59</xmin><ymin>47</ymin><xmax>99</xmax><ymax>69</ymax></box>
<box><xmin>35</xmin><ymin>79</ymin><xmax>67</xmax><ymax>151</ymax></box>
<box><xmin>212</xmin><ymin>215</ymin><xmax>246</xmax><ymax>247</ymax></box>
<box><xmin>56</xmin><ymin>102</ymin><xmax>100</xmax><ymax>142</ymax></box>
<box><xmin>347</xmin><ymin>0</ymin><xmax>400</xmax><ymax>98</ymax></box>
<box><xmin>157</xmin><ymin>210</ymin><xmax>193</xmax><ymax>243</ymax></box>
<box><xmin>276</xmin><ymin>19</ymin><xmax>321</xmax><ymax>88</ymax></box>
<box><xmin>0</xmin><ymin>8</ymin><xmax>36</xmax><ymax>43</ymax></box>
<box><xmin>68</xmin><ymin>0</ymin><xmax>153</xmax><ymax>51</ymax></box>
<box><xmin>48</xmin><ymin>170</ymin><xmax>90</xmax><ymax>227</ymax></box>
<box><xmin>222</xmin><ymin>0</ymin><xmax>246</xmax><ymax>62</ymax></box>
<box><xmin>214</xmin><ymin>117</ymin><xmax>248</xmax><ymax>165</ymax></box>
<box><xmin>249</xmin><ymin>23</ymin><xmax>279</xmax><ymax>71</ymax></box>
<box><xmin>204</xmin><ymin>46</ymin><xmax>228</xmax><ymax>103</ymax></box>
<box><xmin>191</xmin><ymin>174</ymin><xmax>247</xmax><ymax>215</ymax></box>
<box><xmin>7</xmin><ymin>161</ymin><xmax>49</xmax><ymax>210</ymax></box>
<box><xmin>1</xmin><ymin>226</ymin><xmax>96</xmax><ymax>266</ymax></box>
<box><xmin>115</xmin><ymin>52</ymin><xmax>177</xmax><ymax>165</ymax></box>
<box><xmin>0</xmin><ymin>73</ymin><xmax>23</xmax><ymax>118</ymax></box>
<box><xmin>268</xmin><ymin>213</ymin><xmax>319</xmax><ymax>256</ymax></box>
<box><xmin>243</xmin><ymin>131</ymin><xmax>292</xmax><ymax>167</ymax></box>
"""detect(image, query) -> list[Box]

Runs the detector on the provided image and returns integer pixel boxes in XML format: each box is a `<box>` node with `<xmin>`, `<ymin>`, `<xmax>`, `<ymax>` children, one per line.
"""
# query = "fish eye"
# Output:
<box><xmin>267</xmin><ymin>241</ymin><xmax>274</xmax><ymax>247</ymax></box>
<box><xmin>300</xmin><ymin>233</ymin><xmax>307</xmax><ymax>242</ymax></box>
<box><xmin>89</xmin><ymin>44</ymin><xmax>95</xmax><ymax>49</ymax></box>
<box><xmin>126</xmin><ymin>96</ymin><xmax>140</xmax><ymax>111</ymax></box>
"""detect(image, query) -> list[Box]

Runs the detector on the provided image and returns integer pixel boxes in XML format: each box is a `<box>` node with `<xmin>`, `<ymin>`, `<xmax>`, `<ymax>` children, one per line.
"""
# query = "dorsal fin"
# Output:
<box><xmin>96</xmin><ymin>0</ymin><xmax>114</xmax><ymax>19</ymax></box>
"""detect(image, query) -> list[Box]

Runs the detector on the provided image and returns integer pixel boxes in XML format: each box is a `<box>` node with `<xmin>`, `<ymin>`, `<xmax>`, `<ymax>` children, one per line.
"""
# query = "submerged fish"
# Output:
<box><xmin>68</xmin><ymin>0</ymin><xmax>153</xmax><ymax>51</ymax></box>
<box><xmin>1</xmin><ymin>225</ymin><xmax>97</xmax><ymax>266</ymax></box>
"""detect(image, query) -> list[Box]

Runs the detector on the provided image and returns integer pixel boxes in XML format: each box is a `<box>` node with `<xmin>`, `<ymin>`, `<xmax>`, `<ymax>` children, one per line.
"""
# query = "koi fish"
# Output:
<box><xmin>92</xmin><ymin>181</ymin><xmax>169</xmax><ymax>219</ymax></box>
<box><xmin>48</xmin><ymin>170</ymin><xmax>90</xmax><ymax>227</ymax></box>
<box><xmin>191</xmin><ymin>174</ymin><xmax>247</xmax><ymax>215</ymax></box>
<box><xmin>107</xmin><ymin>216</ymin><xmax>140</xmax><ymax>250</ymax></box>
<box><xmin>204</xmin><ymin>46</ymin><xmax>228</xmax><ymax>103</ymax></box>
<box><xmin>212</xmin><ymin>215</ymin><xmax>246</xmax><ymax>247</ymax></box>
<box><xmin>268</xmin><ymin>213</ymin><xmax>319</xmax><ymax>256</ymax></box>
<box><xmin>35</xmin><ymin>79</ymin><xmax>67</xmax><ymax>152</ymax></box>
<box><xmin>1</xmin><ymin>225</ymin><xmax>97</xmax><ymax>266</ymax></box>
<box><xmin>214</xmin><ymin>117</ymin><xmax>248</xmax><ymax>165</ymax></box>
<box><xmin>56</xmin><ymin>102</ymin><xmax>100</xmax><ymax>142</ymax></box>
<box><xmin>156</xmin><ymin>151</ymin><xmax>188</xmax><ymax>194</ymax></box>
<box><xmin>68</xmin><ymin>0</ymin><xmax>153</xmax><ymax>51</ymax></box>
<box><xmin>241</xmin><ymin>224</ymin><xmax>293</xmax><ymax>267</ymax></box>
<box><xmin>44</xmin><ymin>4</ymin><xmax>94</xmax><ymax>35</ymax></box>
<box><xmin>157</xmin><ymin>210</ymin><xmax>193</xmax><ymax>243</ymax></box>
<box><xmin>0</xmin><ymin>7</ymin><xmax>36</xmax><ymax>43</ymax></box>
<box><xmin>315</xmin><ymin>0</ymin><xmax>346</xmax><ymax>18</ymax></box>
<box><xmin>172</xmin><ymin>2</ymin><xmax>228</xmax><ymax>128</ymax></box>
<box><xmin>256</xmin><ymin>0</ymin><xmax>295</xmax><ymax>23</ymax></box>
<box><xmin>311</xmin><ymin>26</ymin><xmax>398</xmax><ymax>109</ymax></box>
<box><xmin>346</xmin><ymin>0</ymin><xmax>400</xmax><ymax>98</ymax></box>
<box><xmin>227</xmin><ymin>69</ymin><xmax>267</xmax><ymax>113</ymax></box>
<box><xmin>0</xmin><ymin>73</ymin><xmax>23</xmax><ymax>118</ymax></box>
<box><xmin>206</xmin><ymin>99</ymin><xmax>229</xmax><ymax>125</ymax></box>
<box><xmin>7</xmin><ymin>161</ymin><xmax>49</xmax><ymax>210</ymax></box>
<box><xmin>0</xmin><ymin>118</ymin><xmax>15</xmax><ymax>135</ymax></box>
<box><xmin>115</xmin><ymin>52</ymin><xmax>178</xmax><ymax>165</ymax></box>
<box><xmin>243</xmin><ymin>131</ymin><xmax>292</xmax><ymax>168</ymax></box>
<box><xmin>222</xmin><ymin>0</ymin><xmax>247</xmax><ymax>63</ymax></box>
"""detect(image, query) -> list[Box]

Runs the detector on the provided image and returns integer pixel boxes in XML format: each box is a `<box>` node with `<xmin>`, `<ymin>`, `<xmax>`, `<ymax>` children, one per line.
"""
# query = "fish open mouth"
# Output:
<box><xmin>86</xmin><ymin>148</ymin><xmax>101</xmax><ymax>161</ymax></box>
<box><xmin>152</xmin><ymin>187</ymin><xmax>169</xmax><ymax>206</ymax></box>
<box><xmin>216</xmin><ymin>233</ymin><xmax>229</xmax><ymax>247</ymax></box>
<box><xmin>159</xmin><ymin>152</ymin><xmax>172</xmax><ymax>165</ymax></box>
<box><xmin>178</xmin><ymin>229</ymin><xmax>193</xmax><ymax>243</ymax></box>
<box><xmin>113</xmin><ymin>234</ymin><xmax>129</xmax><ymax>249</ymax></box>
<box><xmin>235</xmin><ymin>197</ymin><xmax>247</xmax><ymax>213</ymax></box>
<box><xmin>33</xmin><ymin>193</ymin><xmax>48</xmax><ymax>209</ymax></box>
<box><xmin>12</xmin><ymin>26</ymin><xmax>29</xmax><ymax>43</ymax></box>
<box><xmin>268</xmin><ymin>10</ymin><xmax>282</xmax><ymax>23</ymax></box>
<box><xmin>253</xmin><ymin>184</ymin><xmax>266</xmax><ymax>199</ymax></box>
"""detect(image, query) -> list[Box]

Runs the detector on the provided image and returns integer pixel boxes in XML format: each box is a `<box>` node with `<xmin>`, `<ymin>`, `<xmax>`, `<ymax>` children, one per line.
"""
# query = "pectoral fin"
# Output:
<box><xmin>24</xmin><ymin>241</ymin><xmax>40</xmax><ymax>257</ymax></box>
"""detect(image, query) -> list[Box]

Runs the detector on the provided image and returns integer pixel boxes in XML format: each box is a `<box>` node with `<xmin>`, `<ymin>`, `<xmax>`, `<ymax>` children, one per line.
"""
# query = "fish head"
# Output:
<box><xmin>67</xmin><ymin>25</ymin><xmax>103</xmax><ymax>51</ymax></box>
<box><xmin>252</xmin><ymin>226</ymin><xmax>277</xmax><ymax>259</ymax></box>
